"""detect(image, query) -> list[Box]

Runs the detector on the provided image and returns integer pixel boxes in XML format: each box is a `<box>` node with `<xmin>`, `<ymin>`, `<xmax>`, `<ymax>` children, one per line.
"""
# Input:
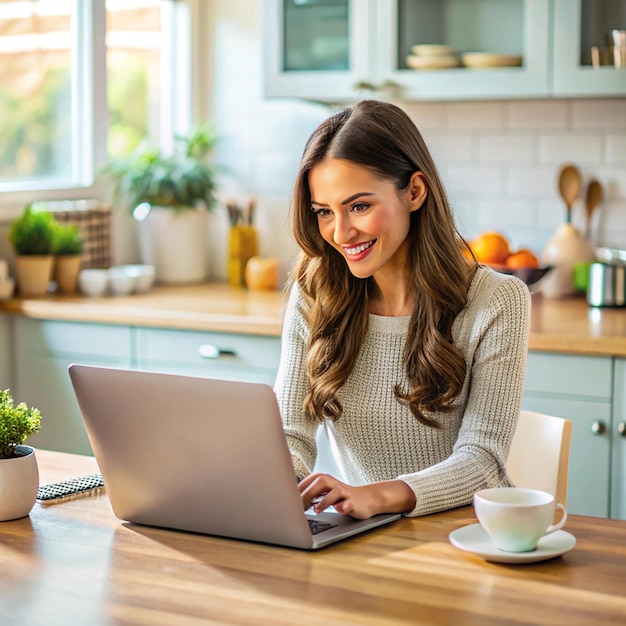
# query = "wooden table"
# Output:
<box><xmin>1</xmin><ymin>450</ymin><xmax>626</xmax><ymax>625</ymax></box>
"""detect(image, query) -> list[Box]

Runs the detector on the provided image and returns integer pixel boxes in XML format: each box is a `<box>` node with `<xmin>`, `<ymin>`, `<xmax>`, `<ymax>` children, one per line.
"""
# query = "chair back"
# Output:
<box><xmin>506</xmin><ymin>409</ymin><xmax>572</xmax><ymax>506</ymax></box>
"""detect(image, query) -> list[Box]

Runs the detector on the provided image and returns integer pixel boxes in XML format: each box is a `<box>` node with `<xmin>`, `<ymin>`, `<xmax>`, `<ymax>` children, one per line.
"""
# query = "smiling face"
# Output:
<box><xmin>308</xmin><ymin>157</ymin><xmax>427</xmax><ymax>283</ymax></box>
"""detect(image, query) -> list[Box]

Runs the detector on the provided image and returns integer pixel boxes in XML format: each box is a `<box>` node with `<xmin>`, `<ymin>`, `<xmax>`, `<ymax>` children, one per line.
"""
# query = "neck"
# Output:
<box><xmin>369</xmin><ymin>275</ymin><xmax>415</xmax><ymax>317</ymax></box>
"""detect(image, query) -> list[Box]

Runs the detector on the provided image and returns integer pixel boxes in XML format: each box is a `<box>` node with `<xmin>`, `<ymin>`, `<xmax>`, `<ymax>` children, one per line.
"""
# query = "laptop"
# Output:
<box><xmin>68</xmin><ymin>364</ymin><xmax>400</xmax><ymax>549</ymax></box>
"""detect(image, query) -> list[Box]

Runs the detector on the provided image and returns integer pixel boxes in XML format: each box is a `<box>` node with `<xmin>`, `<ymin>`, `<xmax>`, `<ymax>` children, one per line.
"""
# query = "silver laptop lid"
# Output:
<box><xmin>69</xmin><ymin>364</ymin><xmax>316</xmax><ymax>549</ymax></box>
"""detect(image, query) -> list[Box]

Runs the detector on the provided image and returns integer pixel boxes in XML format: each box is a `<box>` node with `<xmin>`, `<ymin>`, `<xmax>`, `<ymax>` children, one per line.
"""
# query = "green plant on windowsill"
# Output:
<box><xmin>8</xmin><ymin>205</ymin><xmax>57</xmax><ymax>255</ymax></box>
<box><xmin>0</xmin><ymin>389</ymin><xmax>42</xmax><ymax>459</ymax></box>
<box><xmin>101</xmin><ymin>124</ymin><xmax>219</xmax><ymax>215</ymax></box>
<box><xmin>53</xmin><ymin>223</ymin><xmax>83</xmax><ymax>255</ymax></box>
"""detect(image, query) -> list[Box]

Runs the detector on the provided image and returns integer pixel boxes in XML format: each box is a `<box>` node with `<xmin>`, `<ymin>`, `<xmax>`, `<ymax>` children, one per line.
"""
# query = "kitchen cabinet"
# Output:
<box><xmin>553</xmin><ymin>0</ymin><xmax>626</xmax><ymax>97</ymax></box>
<box><xmin>134</xmin><ymin>327</ymin><xmax>281</xmax><ymax>386</ymax></box>
<box><xmin>264</xmin><ymin>0</ymin><xmax>626</xmax><ymax>102</ymax></box>
<box><xmin>14</xmin><ymin>318</ymin><xmax>133</xmax><ymax>456</ymax></box>
<box><xmin>522</xmin><ymin>351</ymin><xmax>614</xmax><ymax>518</ymax></box>
<box><xmin>611</xmin><ymin>358</ymin><xmax>626</xmax><ymax>520</ymax></box>
<box><xmin>12</xmin><ymin>318</ymin><xmax>282</xmax><ymax>456</ymax></box>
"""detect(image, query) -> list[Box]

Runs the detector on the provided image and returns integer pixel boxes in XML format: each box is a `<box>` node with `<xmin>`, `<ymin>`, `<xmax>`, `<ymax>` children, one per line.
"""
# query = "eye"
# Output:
<box><xmin>311</xmin><ymin>206</ymin><xmax>332</xmax><ymax>218</ymax></box>
<box><xmin>351</xmin><ymin>202</ymin><xmax>370</xmax><ymax>213</ymax></box>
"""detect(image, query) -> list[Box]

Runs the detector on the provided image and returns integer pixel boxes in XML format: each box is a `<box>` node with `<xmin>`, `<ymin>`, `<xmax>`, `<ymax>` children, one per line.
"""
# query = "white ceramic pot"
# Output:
<box><xmin>0</xmin><ymin>445</ymin><xmax>39</xmax><ymax>521</ymax></box>
<box><xmin>137</xmin><ymin>206</ymin><xmax>209</xmax><ymax>284</ymax></box>
<box><xmin>539</xmin><ymin>223</ymin><xmax>596</xmax><ymax>298</ymax></box>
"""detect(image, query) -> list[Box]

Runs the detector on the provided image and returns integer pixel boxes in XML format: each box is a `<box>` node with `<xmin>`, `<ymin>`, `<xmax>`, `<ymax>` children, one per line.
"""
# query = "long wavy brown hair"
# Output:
<box><xmin>290</xmin><ymin>99</ymin><xmax>476</xmax><ymax>428</ymax></box>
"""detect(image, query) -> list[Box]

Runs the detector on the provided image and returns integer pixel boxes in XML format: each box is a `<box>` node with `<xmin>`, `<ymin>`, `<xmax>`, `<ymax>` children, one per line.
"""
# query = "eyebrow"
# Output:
<box><xmin>310</xmin><ymin>192</ymin><xmax>376</xmax><ymax>207</ymax></box>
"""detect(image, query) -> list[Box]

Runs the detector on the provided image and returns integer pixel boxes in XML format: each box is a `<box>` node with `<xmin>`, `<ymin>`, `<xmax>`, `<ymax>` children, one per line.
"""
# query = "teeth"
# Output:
<box><xmin>345</xmin><ymin>241</ymin><xmax>373</xmax><ymax>255</ymax></box>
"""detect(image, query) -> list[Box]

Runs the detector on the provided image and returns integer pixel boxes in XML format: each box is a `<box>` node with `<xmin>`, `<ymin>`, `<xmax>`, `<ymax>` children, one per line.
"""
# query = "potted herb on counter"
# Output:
<box><xmin>53</xmin><ymin>223</ymin><xmax>83</xmax><ymax>293</ymax></box>
<box><xmin>8</xmin><ymin>205</ymin><xmax>57</xmax><ymax>296</ymax></box>
<box><xmin>0</xmin><ymin>389</ymin><xmax>42</xmax><ymax>520</ymax></box>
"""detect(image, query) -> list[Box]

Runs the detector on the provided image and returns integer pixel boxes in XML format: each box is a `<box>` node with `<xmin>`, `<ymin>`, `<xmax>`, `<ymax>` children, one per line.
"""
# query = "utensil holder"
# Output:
<box><xmin>228</xmin><ymin>225</ymin><xmax>258</xmax><ymax>288</ymax></box>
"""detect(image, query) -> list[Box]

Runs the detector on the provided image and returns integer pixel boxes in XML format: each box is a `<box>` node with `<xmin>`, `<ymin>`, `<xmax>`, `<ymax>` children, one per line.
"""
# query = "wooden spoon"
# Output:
<box><xmin>585</xmin><ymin>179</ymin><xmax>603</xmax><ymax>239</ymax></box>
<box><xmin>558</xmin><ymin>164</ymin><xmax>581</xmax><ymax>224</ymax></box>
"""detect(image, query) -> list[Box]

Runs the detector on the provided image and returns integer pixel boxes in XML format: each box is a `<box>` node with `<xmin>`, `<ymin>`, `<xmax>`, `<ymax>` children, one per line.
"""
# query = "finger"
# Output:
<box><xmin>297</xmin><ymin>472</ymin><xmax>328</xmax><ymax>493</ymax></box>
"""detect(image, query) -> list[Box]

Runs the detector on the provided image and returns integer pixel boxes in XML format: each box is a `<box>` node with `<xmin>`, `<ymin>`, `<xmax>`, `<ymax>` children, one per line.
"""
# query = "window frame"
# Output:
<box><xmin>0</xmin><ymin>0</ymin><xmax>197</xmax><ymax>219</ymax></box>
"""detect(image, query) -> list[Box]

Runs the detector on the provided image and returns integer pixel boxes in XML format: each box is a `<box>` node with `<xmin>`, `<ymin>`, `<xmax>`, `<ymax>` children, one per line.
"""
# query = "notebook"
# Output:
<box><xmin>68</xmin><ymin>364</ymin><xmax>400</xmax><ymax>549</ymax></box>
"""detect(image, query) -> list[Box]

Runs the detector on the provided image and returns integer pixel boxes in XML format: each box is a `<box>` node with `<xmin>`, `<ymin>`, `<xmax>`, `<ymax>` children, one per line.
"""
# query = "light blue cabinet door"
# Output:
<box><xmin>612</xmin><ymin>358</ymin><xmax>626</xmax><ymax>520</ymax></box>
<box><xmin>523</xmin><ymin>351</ymin><xmax>613</xmax><ymax>517</ymax></box>
<box><xmin>135</xmin><ymin>327</ymin><xmax>282</xmax><ymax>386</ymax></box>
<box><xmin>553</xmin><ymin>0</ymin><xmax>626</xmax><ymax>96</ymax></box>
<box><xmin>14</xmin><ymin>318</ymin><xmax>132</xmax><ymax>455</ymax></box>
<box><xmin>263</xmin><ymin>0</ymin><xmax>375</xmax><ymax>101</ymax></box>
<box><xmin>377</xmin><ymin>0</ymin><xmax>551</xmax><ymax>100</ymax></box>
<box><xmin>522</xmin><ymin>394</ymin><xmax>612</xmax><ymax>517</ymax></box>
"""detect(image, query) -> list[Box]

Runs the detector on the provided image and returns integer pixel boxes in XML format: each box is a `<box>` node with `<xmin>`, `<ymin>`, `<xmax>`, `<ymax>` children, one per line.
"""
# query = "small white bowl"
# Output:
<box><xmin>79</xmin><ymin>269</ymin><xmax>109</xmax><ymax>297</ymax></box>
<box><xmin>0</xmin><ymin>278</ymin><xmax>15</xmax><ymax>300</ymax></box>
<box><xmin>108</xmin><ymin>267</ymin><xmax>136</xmax><ymax>296</ymax></box>
<box><xmin>124</xmin><ymin>264</ymin><xmax>155</xmax><ymax>293</ymax></box>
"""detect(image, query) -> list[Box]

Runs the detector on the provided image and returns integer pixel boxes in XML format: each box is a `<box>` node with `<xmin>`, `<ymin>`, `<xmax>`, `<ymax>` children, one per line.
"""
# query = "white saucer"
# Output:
<box><xmin>449</xmin><ymin>523</ymin><xmax>576</xmax><ymax>564</ymax></box>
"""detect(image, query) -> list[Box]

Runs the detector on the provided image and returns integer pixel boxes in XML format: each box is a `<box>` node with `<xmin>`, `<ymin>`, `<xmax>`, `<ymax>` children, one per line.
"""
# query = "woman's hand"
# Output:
<box><xmin>298</xmin><ymin>473</ymin><xmax>416</xmax><ymax>519</ymax></box>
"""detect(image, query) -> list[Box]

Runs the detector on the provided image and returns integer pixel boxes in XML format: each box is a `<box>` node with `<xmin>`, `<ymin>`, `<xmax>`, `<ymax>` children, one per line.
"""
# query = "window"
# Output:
<box><xmin>0</xmin><ymin>0</ymin><xmax>192</xmax><ymax>196</ymax></box>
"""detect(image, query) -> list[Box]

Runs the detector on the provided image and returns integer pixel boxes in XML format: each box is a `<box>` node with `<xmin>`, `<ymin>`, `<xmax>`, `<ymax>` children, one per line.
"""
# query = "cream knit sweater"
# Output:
<box><xmin>274</xmin><ymin>265</ymin><xmax>531</xmax><ymax>517</ymax></box>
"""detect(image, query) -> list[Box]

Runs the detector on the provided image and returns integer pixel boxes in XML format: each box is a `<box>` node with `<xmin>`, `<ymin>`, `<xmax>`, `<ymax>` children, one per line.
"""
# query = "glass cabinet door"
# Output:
<box><xmin>263</xmin><ymin>0</ymin><xmax>375</xmax><ymax>101</ymax></box>
<box><xmin>553</xmin><ymin>0</ymin><xmax>626</xmax><ymax>96</ymax></box>
<box><xmin>375</xmin><ymin>0</ymin><xmax>551</xmax><ymax>100</ymax></box>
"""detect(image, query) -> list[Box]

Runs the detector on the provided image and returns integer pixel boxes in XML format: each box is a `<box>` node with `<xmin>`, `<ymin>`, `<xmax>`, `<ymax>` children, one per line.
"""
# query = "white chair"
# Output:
<box><xmin>506</xmin><ymin>409</ymin><xmax>572</xmax><ymax>506</ymax></box>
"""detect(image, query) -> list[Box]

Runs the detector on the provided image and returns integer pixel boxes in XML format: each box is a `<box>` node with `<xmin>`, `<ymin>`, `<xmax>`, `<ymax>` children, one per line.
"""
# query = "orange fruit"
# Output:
<box><xmin>505</xmin><ymin>249</ymin><xmax>540</xmax><ymax>270</ymax></box>
<box><xmin>470</xmin><ymin>232</ymin><xmax>511</xmax><ymax>265</ymax></box>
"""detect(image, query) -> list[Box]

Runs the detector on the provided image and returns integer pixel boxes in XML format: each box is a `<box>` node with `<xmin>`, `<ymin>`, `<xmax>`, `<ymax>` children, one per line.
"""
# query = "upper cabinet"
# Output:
<box><xmin>553</xmin><ymin>0</ymin><xmax>626</xmax><ymax>96</ymax></box>
<box><xmin>263</xmin><ymin>0</ymin><xmax>626</xmax><ymax>102</ymax></box>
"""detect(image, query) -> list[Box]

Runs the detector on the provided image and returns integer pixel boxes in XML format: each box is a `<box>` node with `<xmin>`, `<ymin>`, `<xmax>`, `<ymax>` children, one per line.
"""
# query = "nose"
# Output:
<box><xmin>333</xmin><ymin>213</ymin><xmax>357</xmax><ymax>244</ymax></box>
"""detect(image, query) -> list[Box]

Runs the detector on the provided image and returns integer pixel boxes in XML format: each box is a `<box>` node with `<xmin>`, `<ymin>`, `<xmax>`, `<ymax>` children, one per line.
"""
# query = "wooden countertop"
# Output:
<box><xmin>0</xmin><ymin>283</ymin><xmax>287</xmax><ymax>337</ymax></box>
<box><xmin>2</xmin><ymin>449</ymin><xmax>625</xmax><ymax>625</ymax></box>
<box><xmin>2</xmin><ymin>283</ymin><xmax>626</xmax><ymax>356</ymax></box>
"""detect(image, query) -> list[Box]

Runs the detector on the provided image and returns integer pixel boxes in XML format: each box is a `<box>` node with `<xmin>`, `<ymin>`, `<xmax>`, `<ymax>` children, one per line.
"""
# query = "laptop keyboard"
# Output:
<box><xmin>308</xmin><ymin>519</ymin><xmax>338</xmax><ymax>535</ymax></box>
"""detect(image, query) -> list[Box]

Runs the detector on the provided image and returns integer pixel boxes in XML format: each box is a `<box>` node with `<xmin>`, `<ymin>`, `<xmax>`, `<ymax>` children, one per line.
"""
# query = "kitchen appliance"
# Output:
<box><xmin>587</xmin><ymin>248</ymin><xmax>626</xmax><ymax>308</ymax></box>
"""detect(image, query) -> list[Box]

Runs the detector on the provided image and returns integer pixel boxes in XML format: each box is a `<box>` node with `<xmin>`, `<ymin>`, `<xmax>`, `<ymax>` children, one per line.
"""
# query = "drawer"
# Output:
<box><xmin>16</xmin><ymin>317</ymin><xmax>132</xmax><ymax>360</ymax></box>
<box><xmin>135</xmin><ymin>327</ymin><xmax>281</xmax><ymax>377</ymax></box>
<box><xmin>525</xmin><ymin>352</ymin><xmax>612</xmax><ymax>399</ymax></box>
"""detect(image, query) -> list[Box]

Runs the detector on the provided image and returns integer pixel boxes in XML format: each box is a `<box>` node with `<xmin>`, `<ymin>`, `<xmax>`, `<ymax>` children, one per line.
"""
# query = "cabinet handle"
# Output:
<box><xmin>619</xmin><ymin>422</ymin><xmax>626</xmax><ymax>437</ymax></box>
<box><xmin>591</xmin><ymin>420</ymin><xmax>607</xmax><ymax>435</ymax></box>
<box><xmin>198</xmin><ymin>345</ymin><xmax>237</xmax><ymax>359</ymax></box>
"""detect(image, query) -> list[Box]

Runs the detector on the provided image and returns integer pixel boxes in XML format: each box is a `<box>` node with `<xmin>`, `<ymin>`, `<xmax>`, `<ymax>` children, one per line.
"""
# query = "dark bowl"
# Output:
<box><xmin>496</xmin><ymin>266</ymin><xmax>553</xmax><ymax>287</ymax></box>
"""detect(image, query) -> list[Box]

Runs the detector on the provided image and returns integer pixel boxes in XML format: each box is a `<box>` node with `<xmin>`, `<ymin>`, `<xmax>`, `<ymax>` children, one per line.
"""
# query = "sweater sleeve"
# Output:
<box><xmin>398</xmin><ymin>275</ymin><xmax>531</xmax><ymax>517</ymax></box>
<box><xmin>273</xmin><ymin>283</ymin><xmax>318</xmax><ymax>481</ymax></box>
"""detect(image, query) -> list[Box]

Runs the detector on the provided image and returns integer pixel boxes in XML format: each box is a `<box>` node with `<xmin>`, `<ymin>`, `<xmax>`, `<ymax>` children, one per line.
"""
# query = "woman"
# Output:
<box><xmin>274</xmin><ymin>99</ymin><xmax>530</xmax><ymax>520</ymax></box>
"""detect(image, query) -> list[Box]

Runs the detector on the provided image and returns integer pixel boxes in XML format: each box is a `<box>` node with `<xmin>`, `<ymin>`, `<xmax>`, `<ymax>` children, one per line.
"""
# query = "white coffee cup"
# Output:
<box><xmin>474</xmin><ymin>487</ymin><xmax>567</xmax><ymax>553</ymax></box>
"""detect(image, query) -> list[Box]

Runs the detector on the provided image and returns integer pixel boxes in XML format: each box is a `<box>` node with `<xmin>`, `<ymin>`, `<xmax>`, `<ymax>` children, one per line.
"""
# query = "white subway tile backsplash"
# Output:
<box><xmin>506</xmin><ymin>101</ymin><xmax>569</xmax><ymax>129</ymax></box>
<box><xmin>572</xmin><ymin>100</ymin><xmax>626</xmax><ymax>130</ymax></box>
<box><xmin>445</xmin><ymin>102</ymin><xmax>505</xmax><ymax>130</ymax></box>
<box><xmin>606</xmin><ymin>134</ymin><xmax>626</xmax><ymax>163</ymax></box>
<box><xmin>446</xmin><ymin>165</ymin><xmax>504</xmax><ymax>194</ymax></box>
<box><xmin>425</xmin><ymin>133</ymin><xmax>474</xmax><ymax>164</ymax></box>
<box><xmin>478</xmin><ymin>134</ymin><xmax>535</xmax><ymax>163</ymax></box>
<box><xmin>539</xmin><ymin>134</ymin><xmax>603</xmax><ymax>163</ymax></box>
<box><xmin>403</xmin><ymin>102</ymin><xmax>445</xmax><ymax>130</ymax></box>
<box><xmin>506</xmin><ymin>167</ymin><xmax>559</xmax><ymax>197</ymax></box>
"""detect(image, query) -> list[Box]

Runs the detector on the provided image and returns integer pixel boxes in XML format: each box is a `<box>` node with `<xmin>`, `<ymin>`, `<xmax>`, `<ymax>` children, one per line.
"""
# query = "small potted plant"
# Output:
<box><xmin>0</xmin><ymin>389</ymin><xmax>42</xmax><ymax>521</ymax></box>
<box><xmin>9</xmin><ymin>205</ymin><xmax>57</xmax><ymax>296</ymax></box>
<box><xmin>53</xmin><ymin>223</ymin><xmax>84</xmax><ymax>293</ymax></box>
<box><xmin>102</xmin><ymin>124</ymin><xmax>219</xmax><ymax>284</ymax></box>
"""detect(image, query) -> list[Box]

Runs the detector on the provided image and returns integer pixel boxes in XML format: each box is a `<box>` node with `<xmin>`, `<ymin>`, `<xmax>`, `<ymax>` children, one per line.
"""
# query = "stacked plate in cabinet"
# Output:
<box><xmin>461</xmin><ymin>53</ymin><xmax>523</xmax><ymax>68</ymax></box>
<box><xmin>406</xmin><ymin>44</ymin><xmax>460</xmax><ymax>70</ymax></box>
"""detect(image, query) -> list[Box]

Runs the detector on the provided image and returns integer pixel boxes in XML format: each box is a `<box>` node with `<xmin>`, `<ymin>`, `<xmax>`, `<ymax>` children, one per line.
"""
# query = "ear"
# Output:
<box><xmin>407</xmin><ymin>171</ymin><xmax>428</xmax><ymax>213</ymax></box>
